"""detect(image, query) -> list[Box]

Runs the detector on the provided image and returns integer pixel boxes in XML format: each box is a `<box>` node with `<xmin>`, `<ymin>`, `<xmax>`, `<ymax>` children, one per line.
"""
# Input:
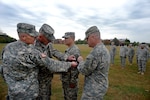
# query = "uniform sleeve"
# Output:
<box><xmin>52</xmin><ymin>49</ymin><xmax>68</xmax><ymax>61</ymax></box>
<box><xmin>0</xmin><ymin>64</ymin><xmax>2</xmax><ymax>75</ymax></box>
<box><xmin>46</xmin><ymin>43</ymin><xmax>68</xmax><ymax>61</ymax></box>
<box><xmin>21</xmin><ymin>48</ymin><xmax>72</xmax><ymax>72</ymax></box>
<box><xmin>41</xmin><ymin>56</ymin><xmax>72</xmax><ymax>72</ymax></box>
<box><xmin>2</xmin><ymin>45</ymin><xmax>18</xmax><ymax>65</ymax></box>
<box><xmin>77</xmin><ymin>53</ymin><xmax>98</xmax><ymax>76</ymax></box>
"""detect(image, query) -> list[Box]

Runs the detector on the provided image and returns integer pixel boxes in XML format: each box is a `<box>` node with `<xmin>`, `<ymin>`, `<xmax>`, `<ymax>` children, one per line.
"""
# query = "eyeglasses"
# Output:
<box><xmin>65</xmin><ymin>38</ymin><xmax>68</xmax><ymax>39</ymax></box>
<box><xmin>86</xmin><ymin>37</ymin><xmax>89</xmax><ymax>41</ymax></box>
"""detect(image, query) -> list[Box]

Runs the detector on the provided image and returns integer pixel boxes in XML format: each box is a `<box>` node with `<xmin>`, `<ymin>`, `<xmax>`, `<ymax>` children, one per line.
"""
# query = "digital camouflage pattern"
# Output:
<box><xmin>77</xmin><ymin>43</ymin><xmax>110</xmax><ymax>100</ymax></box>
<box><xmin>136</xmin><ymin>44</ymin><xmax>141</xmax><ymax>66</ymax></box>
<box><xmin>34</xmin><ymin>40</ymin><xmax>54</xmax><ymax>100</ymax></box>
<box><xmin>39</xmin><ymin>24</ymin><xmax>55</xmax><ymax>41</ymax></box>
<box><xmin>17</xmin><ymin>23</ymin><xmax>38</xmax><ymax>37</ymax></box>
<box><xmin>41</xmin><ymin>40</ymin><xmax>80</xmax><ymax>100</ymax></box>
<box><xmin>61</xmin><ymin>44</ymin><xmax>80</xmax><ymax>100</ymax></box>
<box><xmin>62</xmin><ymin>32</ymin><xmax>75</xmax><ymax>39</ymax></box>
<box><xmin>36</xmin><ymin>23</ymin><xmax>55</xmax><ymax>100</ymax></box>
<box><xmin>1</xmin><ymin>40</ymin><xmax>72</xmax><ymax>100</ymax></box>
<box><xmin>85</xmin><ymin>26</ymin><xmax>100</xmax><ymax>40</ymax></box>
<box><xmin>119</xmin><ymin>45</ymin><xmax>128</xmax><ymax>67</ymax></box>
<box><xmin>2</xmin><ymin>41</ymin><xmax>41</xmax><ymax>100</ymax></box>
<box><xmin>137</xmin><ymin>45</ymin><xmax>149</xmax><ymax>73</ymax></box>
<box><xmin>110</xmin><ymin>42</ymin><xmax>116</xmax><ymax>64</ymax></box>
<box><xmin>43</xmin><ymin>42</ymin><xmax>80</xmax><ymax>100</ymax></box>
<box><xmin>127</xmin><ymin>44</ymin><xmax>135</xmax><ymax>64</ymax></box>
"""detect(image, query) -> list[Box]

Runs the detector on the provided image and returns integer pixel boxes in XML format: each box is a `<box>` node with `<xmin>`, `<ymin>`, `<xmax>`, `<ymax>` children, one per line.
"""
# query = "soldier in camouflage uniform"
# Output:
<box><xmin>127</xmin><ymin>44</ymin><xmax>135</xmax><ymax>65</ymax></box>
<box><xmin>137</xmin><ymin>44</ymin><xmax>149</xmax><ymax>75</ymax></box>
<box><xmin>35</xmin><ymin>24</ymin><xmax>76</xmax><ymax>100</ymax></box>
<box><xmin>136</xmin><ymin>44</ymin><xmax>141</xmax><ymax>67</ymax></box>
<box><xmin>109</xmin><ymin>41</ymin><xmax>116</xmax><ymax>65</ymax></box>
<box><xmin>1</xmin><ymin>23</ymin><xmax>77</xmax><ymax>100</ymax></box>
<box><xmin>60</xmin><ymin>32</ymin><xmax>80</xmax><ymax>100</ymax></box>
<box><xmin>34</xmin><ymin>23</ymin><xmax>56</xmax><ymax>100</ymax></box>
<box><xmin>119</xmin><ymin>43</ymin><xmax>128</xmax><ymax>68</ymax></box>
<box><xmin>77</xmin><ymin>26</ymin><xmax>110</xmax><ymax>100</ymax></box>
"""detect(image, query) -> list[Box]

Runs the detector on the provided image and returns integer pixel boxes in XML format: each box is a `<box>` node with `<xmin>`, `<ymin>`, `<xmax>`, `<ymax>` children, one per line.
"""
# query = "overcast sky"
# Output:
<box><xmin>0</xmin><ymin>0</ymin><xmax>150</xmax><ymax>43</ymax></box>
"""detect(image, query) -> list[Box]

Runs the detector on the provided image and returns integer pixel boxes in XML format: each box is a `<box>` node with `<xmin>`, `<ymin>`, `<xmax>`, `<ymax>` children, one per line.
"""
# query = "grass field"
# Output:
<box><xmin>0</xmin><ymin>43</ymin><xmax>150</xmax><ymax>100</ymax></box>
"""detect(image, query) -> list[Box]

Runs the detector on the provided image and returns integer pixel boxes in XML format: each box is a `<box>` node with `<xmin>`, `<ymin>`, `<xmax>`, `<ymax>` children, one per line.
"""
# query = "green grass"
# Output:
<box><xmin>0</xmin><ymin>43</ymin><xmax>150</xmax><ymax>100</ymax></box>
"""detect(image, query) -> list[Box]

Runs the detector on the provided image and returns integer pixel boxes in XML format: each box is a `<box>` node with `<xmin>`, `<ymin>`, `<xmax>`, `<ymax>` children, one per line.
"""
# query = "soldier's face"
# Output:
<box><xmin>19</xmin><ymin>33</ymin><xmax>35</xmax><ymax>44</ymax></box>
<box><xmin>86</xmin><ymin>35</ymin><xmax>95</xmax><ymax>47</ymax></box>
<box><xmin>37</xmin><ymin>33</ymin><xmax>50</xmax><ymax>45</ymax></box>
<box><xmin>64</xmin><ymin>37</ymin><xmax>73</xmax><ymax>46</ymax></box>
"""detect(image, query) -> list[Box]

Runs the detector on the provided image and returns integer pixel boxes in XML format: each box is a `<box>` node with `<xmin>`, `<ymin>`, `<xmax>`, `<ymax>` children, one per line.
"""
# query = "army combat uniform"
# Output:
<box><xmin>109</xmin><ymin>42</ymin><xmax>116</xmax><ymax>64</ymax></box>
<box><xmin>77</xmin><ymin>26</ymin><xmax>110</xmax><ymax>100</ymax></box>
<box><xmin>2</xmin><ymin>40</ymin><xmax>72</xmax><ymax>100</ymax></box>
<box><xmin>34</xmin><ymin>24</ymin><xmax>55</xmax><ymax>100</ymax></box>
<box><xmin>137</xmin><ymin>44</ymin><xmax>149</xmax><ymax>74</ymax></box>
<box><xmin>61</xmin><ymin>44</ymin><xmax>80</xmax><ymax>100</ymax></box>
<box><xmin>127</xmin><ymin>44</ymin><xmax>135</xmax><ymax>65</ymax></box>
<box><xmin>78</xmin><ymin>43</ymin><xmax>110</xmax><ymax>100</ymax></box>
<box><xmin>48</xmin><ymin>32</ymin><xmax>80</xmax><ymax>100</ymax></box>
<box><xmin>1</xmin><ymin>23</ymin><xmax>73</xmax><ymax>100</ymax></box>
<box><xmin>119</xmin><ymin>44</ymin><xmax>128</xmax><ymax>68</ymax></box>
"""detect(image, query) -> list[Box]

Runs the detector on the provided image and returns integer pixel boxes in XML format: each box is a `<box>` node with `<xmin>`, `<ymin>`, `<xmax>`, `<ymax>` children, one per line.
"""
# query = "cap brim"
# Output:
<box><xmin>29</xmin><ymin>31</ymin><xmax>39</xmax><ymax>37</ymax></box>
<box><xmin>62</xmin><ymin>35</ymin><xmax>70</xmax><ymax>38</ymax></box>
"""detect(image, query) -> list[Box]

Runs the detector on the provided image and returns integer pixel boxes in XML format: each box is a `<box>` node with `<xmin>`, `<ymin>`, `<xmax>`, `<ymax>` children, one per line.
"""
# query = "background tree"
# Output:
<box><xmin>0</xmin><ymin>34</ymin><xmax>17</xmax><ymax>43</ymax></box>
<box><xmin>75</xmin><ymin>39</ymin><xmax>86</xmax><ymax>44</ymax></box>
<box><xmin>125</xmin><ymin>38</ymin><xmax>130</xmax><ymax>46</ymax></box>
<box><xmin>113</xmin><ymin>37</ymin><xmax>119</xmax><ymax>46</ymax></box>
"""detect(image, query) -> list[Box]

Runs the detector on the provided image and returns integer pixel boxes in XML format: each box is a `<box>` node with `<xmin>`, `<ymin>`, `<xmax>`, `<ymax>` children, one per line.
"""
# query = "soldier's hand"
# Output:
<box><xmin>71</xmin><ymin>61</ymin><xmax>78</xmax><ymax>68</ymax></box>
<box><xmin>77</xmin><ymin>56</ymin><xmax>83</xmax><ymax>62</ymax></box>
<box><xmin>67</xmin><ymin>55</ymin><xmax>76</xmax><ymax>61</ymax></box>
<box><xmin>40</xmin><ymin>53</ymin><xmax>47</xmax><ymax>58</ymax></box>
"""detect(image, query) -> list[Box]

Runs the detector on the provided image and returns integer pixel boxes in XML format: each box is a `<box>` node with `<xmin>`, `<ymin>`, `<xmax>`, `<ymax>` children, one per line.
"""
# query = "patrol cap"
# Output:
<box><xmin>17</xmin><ymin>23</ymin><xmax>38</xmax><ymax>37</ymax></box>
<box><xmin>85</xmin><ymin>26</ymin><xmax>100</xmax><ymax>40</ymax></box>
<box><xmin>39</xmin><ymin>24</ymin><xmax>55</xmax><ymax>41</ymax></box>
<box><xmin>62</xmin><ymin>32</ymin><xmax>75</xmax><ymax>39</ymax></box>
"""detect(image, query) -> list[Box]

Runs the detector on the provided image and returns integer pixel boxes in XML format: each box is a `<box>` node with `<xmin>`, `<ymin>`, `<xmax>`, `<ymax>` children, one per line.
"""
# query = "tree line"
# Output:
<box><xmin>75</xmin><ymin>37</ymin><xmax>149</xmax><ymax>47</ymax></box>
<box><xmin>0</xmin><ymin>35</ymin><xmax>17</xmax><ymax>43</ymax></box>
<box><xmin>0</xmin><ymin>33</ymin><xmax>149</xmax><ymax>47</ymax></box>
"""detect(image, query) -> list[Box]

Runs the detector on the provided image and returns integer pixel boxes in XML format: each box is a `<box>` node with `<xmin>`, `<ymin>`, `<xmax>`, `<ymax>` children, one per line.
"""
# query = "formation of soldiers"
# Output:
<box><xmin>109</xmin><ymin>42</ymin><xmax>150</xmax><ymax>75</ymax></box>
<box><xmin>0</xmin><ymin>23</ymin><xmax>110</xmax><ymax>100</ymax></box>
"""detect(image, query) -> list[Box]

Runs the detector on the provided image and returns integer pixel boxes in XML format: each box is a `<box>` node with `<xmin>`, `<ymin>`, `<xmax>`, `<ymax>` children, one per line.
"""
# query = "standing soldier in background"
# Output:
<box><xmin>127</xmin><ymin>44</ymin><xmax>135</xmax><ymax>65</ymax></box>
<box><xmin>61</xmin><ymin>32</ymin><xmax>80</xmax><ymax>100</ymax></box>
<box><xmin>109</xmin><ymin>41</ymin><xmax>116</xmax><ymax>65</ymax></box>
<box><xmin>77</xmin><ymin>26</ymin><xmax>110</xmax><ymax>100</ymax></box>
<box><xmin>137</xmin><ymin>44</ymin><xmax>149</xmax><ymax>75</ymax></box>
<box><xmin>136</xmin><ymin>43</ymin><xmax>141</xmax><ymax>67</ymax></box>
<box><xmin>119</xmin><ymin>43</ymin><xmax>128</xmax><ymax>68</ymax></box>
